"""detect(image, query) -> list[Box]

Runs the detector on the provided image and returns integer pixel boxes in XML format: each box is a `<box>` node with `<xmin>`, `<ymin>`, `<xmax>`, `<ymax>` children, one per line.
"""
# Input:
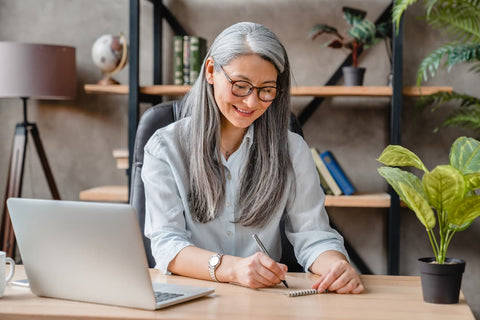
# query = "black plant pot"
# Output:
<box><xmin>417</xmin><ymin>257</ymin><xmax>466</xmax><ymax>304</ymax></box>
<box><xmin>342</xmin><ymin>66</ymin><xmax>366</xmax><ymax>86</ymax></box>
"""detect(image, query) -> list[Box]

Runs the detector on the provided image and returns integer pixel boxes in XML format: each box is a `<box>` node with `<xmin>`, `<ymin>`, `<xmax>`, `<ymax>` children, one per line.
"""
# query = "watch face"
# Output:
<box><xmin>209</xmin><ymin>255</ymin><xmax>220</xmax><ymax>267</ymax></box>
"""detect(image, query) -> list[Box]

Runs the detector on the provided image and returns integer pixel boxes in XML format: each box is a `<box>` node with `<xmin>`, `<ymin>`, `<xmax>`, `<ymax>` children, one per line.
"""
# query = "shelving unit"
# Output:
<box><xmin>82</xmin><ymin>0</ymin><xmax>453</xmax><ymax>275</ymax></box>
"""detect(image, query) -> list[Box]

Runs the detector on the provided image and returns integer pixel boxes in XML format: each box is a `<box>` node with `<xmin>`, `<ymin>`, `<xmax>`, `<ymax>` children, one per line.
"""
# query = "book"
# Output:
<box><xmin>172</xmin><ymin>35</ymin><xmax>184</xmax><ymax>85</ymax></box>
<box><xmin>311</xmin><ymin>148</ymin><xmax>334</xmax><ymax>195</ymax></box>
<box><xmin>320</xmin><ymin>150</ymin><xmax>356</xmax><ymax>196</ymax></box>
<box><xmin>258</xmin><ymin>274</ymin><xmax>320</xmax><ymax>297</ymax></box>
<box><xmin>189</xmin><ymin>36</ymin><xmax>207</xmax><ymax>84</ymax></box>
<box><xmin>318</xmin><ymin>169</ymin><xmax>334</xmax><ymax>195</ymax></box>
<box><xmin>182</xmin><ymin>35</ymin><xmax>191</xmax><ymax>85</ymax></box>
<box><xmin>310</xmin><ymin>148</ymin><xmax>342</xmax><ymax>196</ymax></box>
<box><xmin>173</xmin><ymin>35</ymin><xmax>207</xmax><ymax>85</ymax></box>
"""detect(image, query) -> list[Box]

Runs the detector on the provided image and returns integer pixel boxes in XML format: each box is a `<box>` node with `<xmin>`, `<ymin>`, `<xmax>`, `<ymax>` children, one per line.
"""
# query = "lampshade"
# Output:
<box><xmin>0</xmin><ymin>42</ymin><xmax>76</xmax><ymax>100</ymax></box>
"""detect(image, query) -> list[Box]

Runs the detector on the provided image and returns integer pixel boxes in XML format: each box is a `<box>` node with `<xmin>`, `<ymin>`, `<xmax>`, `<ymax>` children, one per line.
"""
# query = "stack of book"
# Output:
<box><xmin>310</xmin><ymin>148</ymin><xmax>355</xmax><ymax>196</ymax></box>
<box><xmin>173</xmin><ymin>35</ymin><xmax>207</xmax><ymax>85</ymax></box>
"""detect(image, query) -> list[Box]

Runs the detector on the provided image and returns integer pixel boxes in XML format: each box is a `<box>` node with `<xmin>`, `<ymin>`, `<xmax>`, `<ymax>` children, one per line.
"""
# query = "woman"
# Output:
<box><xmin>142</xmin><ymin>22</ymin><xmax>363</xmax><ymax>294</ymax></box>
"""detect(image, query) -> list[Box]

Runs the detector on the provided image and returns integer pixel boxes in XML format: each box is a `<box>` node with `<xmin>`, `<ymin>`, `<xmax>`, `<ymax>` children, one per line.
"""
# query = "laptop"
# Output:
<box><xmin>7</xmin><ymin>198</ymin><xmax>214</xmax><ymax>310</ymax></box>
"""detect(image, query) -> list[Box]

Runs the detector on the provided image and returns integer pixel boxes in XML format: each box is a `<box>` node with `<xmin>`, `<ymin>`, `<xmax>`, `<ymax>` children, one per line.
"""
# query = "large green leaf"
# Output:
<box><xmin>423</xmin><ymin>165</ymin><xmax>466</xmax><ymax>212</ymax></box>
<box><xmin>377</xmin><ymin>145</ymin><xmax>428</xmax><ymax>172</ymax></box>
<box><xmin>342</xmin><ymin>6</ymin><xmax>366</xmax><ymax>26</ymax></box>
<box><xmin>450</xmin><ymin>136</ymin><xmax>480</xmax><ymax>174</ymax></box>
<box><xmin>378</xmin><ymin>167</ymin><xmax>423</xmax><ymax>196</ymax></box>
<box><xmin>378</xmin><ymin>166</ymin><xmax>435</xmax><ymax>228</ymax></box>
<box><xmin>449</xmin><ymin>195</ymin><xmax>480</xmax><ymax>230</ymax></box>
<box><xmin>465</xmin><ymin>172</ymin><xmax>480</xmax><ymax>189</ymax></box>
<box><xmin>401</xmin><ymin>182</ymin><xmax>436</xmax><ymax>229</ymax></box>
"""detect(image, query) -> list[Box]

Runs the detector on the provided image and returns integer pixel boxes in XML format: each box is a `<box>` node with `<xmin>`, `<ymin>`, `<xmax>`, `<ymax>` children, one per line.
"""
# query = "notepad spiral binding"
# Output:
<box><xmin>286</xmin><ymin>289</ymin><xmax>318</xmax><ymax>297</ymax></box>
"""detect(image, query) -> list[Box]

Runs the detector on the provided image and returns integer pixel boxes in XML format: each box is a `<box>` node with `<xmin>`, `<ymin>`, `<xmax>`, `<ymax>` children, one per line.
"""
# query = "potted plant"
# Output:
<box><xmin>308</xmin><ymin>6</ymin><xmax>390</xmax><ymax>86</ymax></box>
<box><xmin>377</xmin><ymin>136</ymin><xmax>480</xmax><ymax>304</ymax></box>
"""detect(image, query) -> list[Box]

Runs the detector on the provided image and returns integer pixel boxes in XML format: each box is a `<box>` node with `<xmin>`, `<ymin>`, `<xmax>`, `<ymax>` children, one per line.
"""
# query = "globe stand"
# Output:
<box><xmin>0</xmin><ymin>97</ymin><xmax>61</xmax><ymax>258</ymax></box>
<box><xmin>97</xmin><ymin>76</ymin><xmax>120</xmax><ymax>86</ymax></box>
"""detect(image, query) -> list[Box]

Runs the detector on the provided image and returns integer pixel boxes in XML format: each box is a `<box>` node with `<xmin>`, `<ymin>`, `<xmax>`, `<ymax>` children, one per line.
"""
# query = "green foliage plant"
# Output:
<box><xmin>308</xmin><ymin>6</ymin><xmax>390</xmax><ymax>68</ymax></box>
<box><xmin>377</xmin><ymin>136</ymin><xmax>480</xmax><ymax>264</ymax></box>
<box><xmin>392</xmin><ymin>0</ymin><xmax>480</xmax><ymax>136</ymax></box>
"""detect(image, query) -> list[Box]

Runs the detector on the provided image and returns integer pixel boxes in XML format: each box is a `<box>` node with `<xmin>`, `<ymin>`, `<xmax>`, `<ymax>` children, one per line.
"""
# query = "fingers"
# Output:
<box><xmin>312</xmin><ymin>260</ymin><xmax>364</xmax><ymax>294</ymax></box>
<box><xmin>238</xmin><ymin>252</ymin><xmax>287</xmax><ymax>288</ymax></box>
<box><xmin>255</xmin><ymin>252</ymin><xmax>287</xmax><ymax>285</ymax></box>
<box><xmin>335</xmin><ymin>278</ymin><xmax>364</xmax><ymax>294</ymax></box>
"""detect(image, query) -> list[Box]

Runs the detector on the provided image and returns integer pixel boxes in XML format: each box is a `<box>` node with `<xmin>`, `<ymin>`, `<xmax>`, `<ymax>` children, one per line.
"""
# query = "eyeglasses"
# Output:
<box><xmin>216</xmin><ymin>63</ymin><xmax>278</xmax><ymax>102</ymax></box>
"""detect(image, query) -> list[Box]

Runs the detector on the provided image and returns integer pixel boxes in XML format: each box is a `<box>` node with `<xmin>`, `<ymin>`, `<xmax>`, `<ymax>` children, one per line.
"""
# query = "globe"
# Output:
<box><xmin>91</xmin><ymin>33</ymin><xmax>128</xmax><ymax>85</ymax></box>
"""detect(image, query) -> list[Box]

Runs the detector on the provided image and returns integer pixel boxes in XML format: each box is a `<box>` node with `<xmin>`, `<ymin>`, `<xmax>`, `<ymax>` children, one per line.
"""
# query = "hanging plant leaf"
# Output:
<box><xmin>307</xmin><ymin>24</ymin><xmax>342</xmax><ymax>40</ymax></box>
<box><xmin>343</xmin><ymin>6</ymin><xmax>367</xmax><ymax>26</ymax></box>
<box><xmin>348</xmin><ymin>20</ymin><xmax>377</xmax><ymax>47</ymax></box>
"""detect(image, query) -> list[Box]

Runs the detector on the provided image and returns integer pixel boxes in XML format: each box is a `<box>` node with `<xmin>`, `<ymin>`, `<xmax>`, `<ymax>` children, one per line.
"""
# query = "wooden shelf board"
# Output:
<box><xmin>325</xmin><ymin>193</ymin><xmax>391</xmax><ymax>208</ymax></box>
<box><xmin>79</xmin><ymin>185</ymin><xmax>128</xmax><ymax>203</ymax></box>
<box><xmin>85</xmin><ymin>84</ymin><xmax>453</xmax><ymax>97</ymax></box>
<box><xmin>113</xmin><ymin>148</ymin><xmax>128</xmax><ymax>158</ymax></box>
<box><xmin>79</xmin><ymin>185</ymin><xmax>390</xmax><ymax>208</ymax></box>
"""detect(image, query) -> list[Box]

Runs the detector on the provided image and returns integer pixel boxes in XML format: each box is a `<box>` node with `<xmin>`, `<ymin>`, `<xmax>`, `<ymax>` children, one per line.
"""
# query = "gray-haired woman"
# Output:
<box><xmin>142</xmin><ymin>22</ymin><xmax>363</xmax><ymax>294</ymax></box>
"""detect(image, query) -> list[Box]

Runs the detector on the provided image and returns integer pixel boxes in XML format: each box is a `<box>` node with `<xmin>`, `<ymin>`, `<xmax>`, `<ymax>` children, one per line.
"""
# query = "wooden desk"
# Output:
<box><xmin>1</xmin><ymin>265</ymin><xmax>474</xmax><ymax>320</ymax></box>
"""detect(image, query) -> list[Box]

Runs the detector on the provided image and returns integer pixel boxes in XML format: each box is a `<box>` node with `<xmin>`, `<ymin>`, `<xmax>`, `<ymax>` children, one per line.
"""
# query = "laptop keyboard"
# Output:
<box><xmin>154</xmin><ymin>291</ymin><xmax>184</xmax><ymax>302</ymax></box>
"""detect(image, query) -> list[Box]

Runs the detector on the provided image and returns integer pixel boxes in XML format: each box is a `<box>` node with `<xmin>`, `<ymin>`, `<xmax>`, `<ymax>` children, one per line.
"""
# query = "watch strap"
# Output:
<box><xmin>208</xmin><ymin>253</ymin><xmax>223</xmax><ymax>282</ymax></box>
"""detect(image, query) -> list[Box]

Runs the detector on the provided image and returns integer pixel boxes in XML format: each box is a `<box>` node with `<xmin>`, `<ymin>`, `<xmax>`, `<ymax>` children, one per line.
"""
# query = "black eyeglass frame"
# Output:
<box><xmin>215</xmin><ymin>62</ymin><xmax>279</xmax><ymax>102</ymax></box>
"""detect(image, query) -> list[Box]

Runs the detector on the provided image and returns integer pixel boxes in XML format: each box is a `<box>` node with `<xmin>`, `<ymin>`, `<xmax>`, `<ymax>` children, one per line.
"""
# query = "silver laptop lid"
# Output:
<box><xmin>7</xmin><ymin>198</ymin><xmax>159</xmax><ymax>309</ymax></box>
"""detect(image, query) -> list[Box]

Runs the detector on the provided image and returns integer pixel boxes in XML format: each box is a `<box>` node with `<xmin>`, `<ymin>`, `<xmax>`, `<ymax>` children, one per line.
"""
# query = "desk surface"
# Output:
<box><xmin>1</xmin><ymin>266</ymin><xmax>474</xmax><ymax>320</ymax></box>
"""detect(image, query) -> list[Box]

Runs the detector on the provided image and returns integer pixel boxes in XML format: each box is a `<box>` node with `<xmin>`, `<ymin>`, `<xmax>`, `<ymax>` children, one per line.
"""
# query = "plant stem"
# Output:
<box><xmin>427</xmin><ymin>228</ymin><xmax>439</xmax><ymax>261</ymax></box>
<box><xmin>352</xmin><ymin>41</ymin><xmax>358</xmax><ymax>68</ymax></box>
<box><xmin>442</xmin><ymin>229</ymin><xmax>457</xmax><ymax>263</ymax></box>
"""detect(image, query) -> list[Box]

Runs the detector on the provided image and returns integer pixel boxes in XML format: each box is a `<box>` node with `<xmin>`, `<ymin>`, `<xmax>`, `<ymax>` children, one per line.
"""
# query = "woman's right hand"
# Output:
<box><xmin>219</xmin><ymin>252</ymin><xmax>288</xmax><ymax>288</ymax></box>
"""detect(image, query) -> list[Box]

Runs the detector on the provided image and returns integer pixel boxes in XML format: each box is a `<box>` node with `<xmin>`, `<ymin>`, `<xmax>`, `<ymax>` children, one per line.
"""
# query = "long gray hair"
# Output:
<box><xmin>179</xmin><ymin>22</ymin><xmax>294</xmax><ymax>228</ymax></box>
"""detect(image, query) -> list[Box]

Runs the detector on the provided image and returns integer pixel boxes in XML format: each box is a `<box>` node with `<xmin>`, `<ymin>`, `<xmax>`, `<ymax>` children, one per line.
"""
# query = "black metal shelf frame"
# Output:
<box><xmin>127</xmin><ymin>0</ymin><xmax>402</xmax><ymax>275</ymax></box>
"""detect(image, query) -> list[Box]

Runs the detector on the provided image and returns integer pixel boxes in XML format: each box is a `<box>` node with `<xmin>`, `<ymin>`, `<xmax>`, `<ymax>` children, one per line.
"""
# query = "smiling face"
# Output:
<box><xmin>206</xmin><ymin>54</ymin><xmax>278</xmax><ymax>135</ymax></box>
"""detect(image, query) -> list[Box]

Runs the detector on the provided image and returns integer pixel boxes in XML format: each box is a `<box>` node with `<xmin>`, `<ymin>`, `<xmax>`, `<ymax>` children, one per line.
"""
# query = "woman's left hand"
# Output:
<box><xmin>309</xmin><ymin>251</ymin><xmax>364</xmax><ymax>294</ymax></box>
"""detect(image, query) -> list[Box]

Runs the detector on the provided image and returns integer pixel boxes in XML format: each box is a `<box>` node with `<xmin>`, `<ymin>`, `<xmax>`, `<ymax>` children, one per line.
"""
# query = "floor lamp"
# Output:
<box><xmin>0</xmin><ymin>42</ymin><xmax>76</xmax><ymax>258</ymax></box>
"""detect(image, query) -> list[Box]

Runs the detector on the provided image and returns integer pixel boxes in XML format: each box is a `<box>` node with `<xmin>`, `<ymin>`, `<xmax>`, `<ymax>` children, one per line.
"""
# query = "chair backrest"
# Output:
<box><xmin>130</xmin><ymin>100</ymin><xmax>304</xmax><ymax>271</ymax></box>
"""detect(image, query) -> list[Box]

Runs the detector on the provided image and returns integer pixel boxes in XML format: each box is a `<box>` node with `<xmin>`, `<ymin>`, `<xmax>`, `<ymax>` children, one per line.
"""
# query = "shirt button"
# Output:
<box><xmin>227</xmin><ymin>173</ymin><xmax>232</xmax><ymax>180</ymax></box>
<box><xmin>226</xmin><ymin>231</ymin><xmax>233</xmax><ymax>237</ymax></box>
<box><xmin>226</xmin><ymin>202</ymin><xmax>231</xmax><ymax>208</ymax></box>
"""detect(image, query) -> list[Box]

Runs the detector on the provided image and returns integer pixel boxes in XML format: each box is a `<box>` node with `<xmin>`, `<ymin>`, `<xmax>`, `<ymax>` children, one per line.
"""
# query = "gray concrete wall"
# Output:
<box><xmin>0</xmin><ymin>0</ymin><xmax>478</xmax><ymax>317</ymax></box>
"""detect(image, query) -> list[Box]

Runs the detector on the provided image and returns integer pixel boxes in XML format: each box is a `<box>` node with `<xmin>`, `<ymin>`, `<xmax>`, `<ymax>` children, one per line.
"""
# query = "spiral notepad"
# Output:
<box><xmin>259</xmin><ymin>274</ymin><xmax>321</xmax><ymax>298</ymax></box>
<box><xmin>285</xmin><ymin>288</ymin><xmax>318</xmax><ymax>297</ymax></box>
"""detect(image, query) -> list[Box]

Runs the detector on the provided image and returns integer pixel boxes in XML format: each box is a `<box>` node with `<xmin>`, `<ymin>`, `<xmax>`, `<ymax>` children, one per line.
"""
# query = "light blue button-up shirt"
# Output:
<box><xmin>142</xmin><ymin>118</ymin><xmax>348</xmax><ymax>274</ymax></box>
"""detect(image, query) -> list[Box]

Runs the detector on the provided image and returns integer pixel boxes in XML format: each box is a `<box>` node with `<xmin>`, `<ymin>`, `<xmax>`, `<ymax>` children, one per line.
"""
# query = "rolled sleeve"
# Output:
<box><xmin>285</xmin><ymin>134</ymin><xmax>349</xmax><ymax>271</ymax></box>
<box><xmin>142</xmin><ymin>130</ymin><xmax>194</xmax><ymax>273</ymax></box>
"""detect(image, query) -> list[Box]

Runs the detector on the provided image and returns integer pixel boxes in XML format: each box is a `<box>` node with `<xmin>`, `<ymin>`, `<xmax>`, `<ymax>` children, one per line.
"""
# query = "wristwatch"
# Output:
<box><xmin>208</xmin><ymin>253</ymin><xmax>223</xmax><ymax>282</ymax></box>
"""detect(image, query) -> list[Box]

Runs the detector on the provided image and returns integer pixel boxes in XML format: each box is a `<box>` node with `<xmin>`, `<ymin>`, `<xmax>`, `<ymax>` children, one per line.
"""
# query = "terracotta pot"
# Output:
<box><xmin>342</xmin><ymin>66</ymin><xmax>365</xmax><ymax>86</ymax></box>
<box><xmin>417</xmin><ymin>257</ymin><xmax>466</xmax><ymax>304</ymax></box>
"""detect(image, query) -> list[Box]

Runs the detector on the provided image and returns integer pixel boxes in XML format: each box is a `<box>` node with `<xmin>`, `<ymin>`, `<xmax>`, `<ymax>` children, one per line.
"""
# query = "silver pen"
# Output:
<box><xmin>252</xmin><ymin>234</ymin><xmax>289</xmax><ymax>288</ymax></box>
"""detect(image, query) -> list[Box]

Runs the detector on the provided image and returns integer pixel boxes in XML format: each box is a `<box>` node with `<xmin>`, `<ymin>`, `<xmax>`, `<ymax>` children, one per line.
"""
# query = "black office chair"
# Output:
<box><xmin>130</xmin><ymin>100</ymin><xmax>304</xmax><ymax>272</ymax></box>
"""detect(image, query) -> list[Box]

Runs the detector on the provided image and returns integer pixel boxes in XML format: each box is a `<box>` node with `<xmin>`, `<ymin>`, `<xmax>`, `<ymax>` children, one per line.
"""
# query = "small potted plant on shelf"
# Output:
<box><xmin>308</xmin><ymin>6</ymin><xmax>390</xmax><ymax>86</ymax></box>
<box><xmin>377</xmin><ymin>136</ymin><xmax>480</xmax><ymax>304</ymax></box>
